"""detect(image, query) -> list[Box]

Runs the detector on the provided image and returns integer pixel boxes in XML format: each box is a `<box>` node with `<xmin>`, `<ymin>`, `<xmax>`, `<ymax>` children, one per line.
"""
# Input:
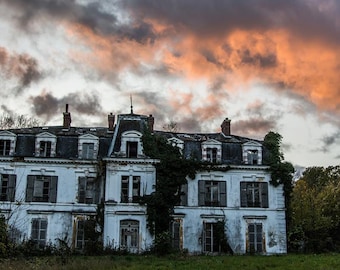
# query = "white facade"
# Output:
<box><xmin>0</xmin><ymin>111</ymin><xmax>287</xmax><ymax>254</ymax></box>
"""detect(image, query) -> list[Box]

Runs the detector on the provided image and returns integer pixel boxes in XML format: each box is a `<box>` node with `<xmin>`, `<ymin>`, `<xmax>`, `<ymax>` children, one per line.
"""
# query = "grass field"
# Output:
<box><xmin>1</xmin><ymin>254</ymin><xmax>340</xmax><ymax>270</ymax></box>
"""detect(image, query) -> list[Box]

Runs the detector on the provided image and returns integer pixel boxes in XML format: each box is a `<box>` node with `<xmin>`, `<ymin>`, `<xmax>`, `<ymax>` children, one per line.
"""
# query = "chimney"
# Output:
<box><xmin>147</xmin><ymin>114</ymin><xmax>154</xmax><ymax>132</ymax></box>
<box><xmin>63</xmin><ymin>104</ymin><xmax>71</xmax><ymax>128</ymax></box>
<box><xmin>221</xmin><ymin>117</ymin><xmax>231</xmax><ymax>136</ymax></box>
<box><xmin>108</xmin><ymin>113</ymin><xmax>115</xmax><ymax>131</ymax></box>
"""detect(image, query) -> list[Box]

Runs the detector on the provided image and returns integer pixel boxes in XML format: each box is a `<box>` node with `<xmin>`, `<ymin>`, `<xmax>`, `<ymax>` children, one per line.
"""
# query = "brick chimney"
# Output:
<box><xmin>108</xmin><ymin>113</ymin><xmax>115</xmax><ymax>131</ymax></box>
<box><xmin>221</xmin><ymin>117</ymin><xmax>231</xmax><ymax>136</ymax></box>
<box><xmin>147</xmin><ymin>114</ymin><xmax>154</xmax><ymax>132</ymax></box>
<box><xmin>63</xmin><ymin>104</ymin><xmax>71</xmax><ymax>128</ymax></box>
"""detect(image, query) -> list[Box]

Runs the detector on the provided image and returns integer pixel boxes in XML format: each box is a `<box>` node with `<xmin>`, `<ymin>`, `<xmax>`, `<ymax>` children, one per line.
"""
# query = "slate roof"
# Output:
<box><xmin>1</xmin><ymin>113</ymin><xmax>266</xmax><ymax>165</ymax></box>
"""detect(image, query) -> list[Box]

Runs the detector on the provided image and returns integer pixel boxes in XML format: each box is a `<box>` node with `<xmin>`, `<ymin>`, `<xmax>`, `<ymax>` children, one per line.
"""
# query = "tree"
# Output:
<box><xmin>0</xmin><ymin>113</ymin><xmax>40</xmax><ymax>129</ymax></box>
<box><xmin>289</xmin><ymin>166</ymin><xmax>340</xmax><ymax>252</ymax></box>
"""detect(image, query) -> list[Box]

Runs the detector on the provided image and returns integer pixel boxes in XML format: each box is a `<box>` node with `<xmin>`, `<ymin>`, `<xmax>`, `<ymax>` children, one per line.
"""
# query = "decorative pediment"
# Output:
<box><xmin>202</xmin><ymin>139</ymin><xmax>222</xmax><ymax>146</ymax></box>
<box><xmin>243</xmin><ymin>141</ymin><xmax>262</xmax><ymax>147</ymax></box>
<box><xmin>36</xmin><ymin>132</ymin><xmax>56</xmax><ymax>139</ymax></box>
<box><xmin>121</xmin><ymin>130</ymin><xmax>142</xmax><ymax>138</ymax></box>
<box><xmin>0</xmin><ymin>130</ymin><xmax>16</xmax><ymax>137</ymax></box>
<box><xmin>79</xmin><ymin>134</ymin><xmax>99</xmax><ymax>140</ymax></box>
<box><xmin>242</xmin><ymin>141</ymin><xmax>262</xmax><ymax>165</ymax></box>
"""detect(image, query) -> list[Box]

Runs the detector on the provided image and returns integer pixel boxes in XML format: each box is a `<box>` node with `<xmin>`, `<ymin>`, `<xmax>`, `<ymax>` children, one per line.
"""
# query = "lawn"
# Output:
<box><xmin>1</xmin><ymin>254</ymin><xmax>340</xmax><ymax>270</ymax></box>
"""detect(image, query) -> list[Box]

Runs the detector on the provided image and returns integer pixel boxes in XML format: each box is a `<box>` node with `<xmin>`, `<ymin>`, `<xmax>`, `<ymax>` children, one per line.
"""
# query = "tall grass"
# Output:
<box><xmin>1</xmin><ymin>254</ymin><xmax>340</xmax><ymax>270</ymax></box>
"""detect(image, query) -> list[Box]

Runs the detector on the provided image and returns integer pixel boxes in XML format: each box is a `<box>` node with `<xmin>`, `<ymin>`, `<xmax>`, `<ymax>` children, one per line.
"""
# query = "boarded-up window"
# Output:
<box><xmin>31</xmin><ymin>218</ymin><xmax>47</xmax><ymax>248</ymax></box>
<box><xmin>240</xmin><ymin>182</ymin><xmax>268</xmax><ymax>208</ymax></box>
<box><xmin>0</xmin><ymin>174</ymin><xmax>16</xmax><ymax>201</ymax></box>
<box><xmin>198</xmin><ymin>181</ymin><xmax>226</xmax><ymax>207</ymax></box>
<box><xmin>26</xmin><ymin>175</ymin><xmax>58</xmax><ymax>203</ymax></box>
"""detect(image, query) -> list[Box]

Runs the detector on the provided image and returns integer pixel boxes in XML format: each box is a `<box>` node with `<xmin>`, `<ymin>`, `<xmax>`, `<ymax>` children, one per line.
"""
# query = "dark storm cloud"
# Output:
<box><xmin>232</xmin><ymin>118</ymin><xmax>276</xmax><ymax>137</ymax></box>
<box><xmin>31</xmin><ymin>91</ymin><xmax>103</xmax><ymax>119</ymax></box>
<box><xmin>240</xmin><ymin>49</ymin><xmax>277</xmax><ymax>68</ymax></box>
<box><xmin>120</xmin><ymin>0</ymin><xmax>340</xmax><ymax>43</ymax></box>
<box><xmin>0</xmin><ymin>47</ymin><xmax>41</xmax><ymax>89</ymax></box>
<box><xmin>1</xmin><ymin>0</ymin><xmax>156</xmax><ymax>44</ymax></box>
<box><xmin>320</xmin><ymin>131</ymin><xmax>340</xmax><ymax>153</ymax></box>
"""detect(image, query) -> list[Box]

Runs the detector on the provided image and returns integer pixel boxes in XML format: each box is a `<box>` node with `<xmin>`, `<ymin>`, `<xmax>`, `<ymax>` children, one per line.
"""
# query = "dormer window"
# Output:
<box><xmin>0</xmin><ymin>131</ymin><xmax>17</xmax><ymax>156</ymax></box>
<box><xmin>126</xmin><ymin>141</ymin><xmax>138</xmax><ymax>158</ymax></box>
<box><xmin>201</xmin><ymin>139</ymin><xmax>222</xmax><ymax>163</ymax></box>
<box><xmin>78</xmin><ymin>134</ymin><xmax>99</xmax><ymax>160</ymax></box>
<box><xmin>168</xmin><ymin>137</ymin><xmax>184</xmax><ymax>154</ymax></box>
<box><xmin>206</xmin><ymin>147</ymin><xmax>217</xmax><ymax>163</ymax></box>
<box><xmin>242</xmin><ymin>141</ymin><xmax>262</xmax><ymax>165</ymax></box>
<box><xmin>120</xmin><ymin>131</ymin><xmax>143</xmax><ymax>158</ymax></box>
<box><xmin>0</xmin><ymin>140</ymin><xmax>11</xmax><ymax>156</ymax></box>
<box><xmin>40</xmin><ymin>141</ymin><xmax>52</xmax><ymax>157</ymax></box>
<box><xmin>35</xmin><ymin>132</ymin><xmax>56</xmax><ymax>158</ymax></box>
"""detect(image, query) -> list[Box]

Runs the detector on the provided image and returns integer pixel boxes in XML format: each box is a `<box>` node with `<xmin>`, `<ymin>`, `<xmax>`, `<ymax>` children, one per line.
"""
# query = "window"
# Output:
<box><xmin>121</xmin><ymin>176</ymin><xmax>140</xmax><ymax>203</ymax></box>
<box><xmin>78</xmin><ymin>177</ymin><xmax>98</xmax><ymax>204</ymax></box>
<box><xmin>0</xmin><ymin>174</ymin><xmax>16</xmax><ymax>201</ymax></box>
<box><xmin>120</xmin><ymin>220</ymin><xmax>139</xmax><ymax>252</ymax></box>
<box><xmin>247</xmin><ymin>150</ymin><xmax>258</xmax><ymax>165</ymax></box>
<box><xmin>240</xmin><ymin>182</ymin><xmax>268</xmax><ymax>208</ymax></box>
<box><xmin>39</xmin><ymin>141</ymin><xmax>52</xmax><ymax>157</ymax></box>
<box><xmin>203</xmin><ymin>222</ymin><xmax>219</xmax><ymax>253</ymax></box>
<box><xmin>31</xmin><ymin>218</ymin><xmax>47</xmax><ymax>248</ymax></box>
<box><xmin>206</xmin><ymin>148</ymin><xmax>217</xmax><ymax>163</ymax></box>
<box><xmin>26</xmin><ymin>175</ymin><xmax>58</xmax><ymax>203</ymax></box>
<box><xmin>82</xmin><ymin>143</ymin><xmax>94</xmax><ymax>159</ymax></box>
<box><xmin>0</xmin><ymin>140</ymin><xmax>11</xmax><ymax>156</ymax></box>
<box><xmin>198</xmin><ymin>181</ymin><xmax>226</xmax><ymax>206</ymax></box>
<box><xmin>247</xmin><ymin>223</ymin><xmax>263</xmax><ymax>253</ymax></box>
<box><xmin>170</xmin><ymin>219</ymin><xmax>182</xmax><ymax>250</ymax></box>
<box><xmin>126</xmin><ymin>141</ymin><xmax>138</xmax><ymax>158</ymax></box>
<box><xmin>202</xmin><ymin>139</ymin><xmax>222</xmax><ymax>163</ymax></box>
<box><xmin>75</xmin><ymin>218</ymin><xmax>96</xmax><ymax>250</ymax></box>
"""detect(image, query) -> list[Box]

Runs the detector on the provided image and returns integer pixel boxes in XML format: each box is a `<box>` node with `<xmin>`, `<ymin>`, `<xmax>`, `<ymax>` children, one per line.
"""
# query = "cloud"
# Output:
<box><xmin>30</xmin><ymin>90</ymin><xmax>103</xmax><ymax>121</ymax></box>
<box><xmin>320</xmin><ymin>131</ymin><xmax>340</xmax><ymax>153</ymax></box>
<box><xmin>0</xmin><ymin>47</ymin><xmax>41</xmax><ymax>90</ymax></box>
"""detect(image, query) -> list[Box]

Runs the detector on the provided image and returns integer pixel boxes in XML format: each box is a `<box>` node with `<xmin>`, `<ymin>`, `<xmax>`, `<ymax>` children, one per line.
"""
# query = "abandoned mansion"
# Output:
<box><xmin>0</xmin><ymin>106</ymin><xmax>287</xmax><ymax>254</ymax></box>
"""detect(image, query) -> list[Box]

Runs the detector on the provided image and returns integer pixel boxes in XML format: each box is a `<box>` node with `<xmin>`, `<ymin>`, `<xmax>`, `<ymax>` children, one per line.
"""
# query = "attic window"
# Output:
<box><xmin>201</xmin><ymin>139</ymin><xmax>222</xmax><ymax>163</ymax></box>
<box><xmin>242</xmin><ymin>142</ymin><xmax>262</xmax><ymax>165</ymax></box>
<box><xmin>78</xmin><ymin>134</ymin><xmax>99</xmax><ymax>160</ymax></box>
<box><xmin>0</xmin><ymin>131</ymin><xmax>17</xmax><ymax>156</ymax></box>
<box><xmin>35</xmin><ymin>132</ymin><xmax>56</xmax><ymax>158</ymax></box>
<box><xmin>120</xmin><ymin>131</ymin><xmax>143</xmax><ymax>158</ymax></box>
<box><xmin>126</xmin><ymin>141</ymin><xmax>138</xmax><ymax>158</ymax></box>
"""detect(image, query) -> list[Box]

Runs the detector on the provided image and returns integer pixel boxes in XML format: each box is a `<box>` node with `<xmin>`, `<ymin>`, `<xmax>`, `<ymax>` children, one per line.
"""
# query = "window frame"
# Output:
<box><xmin>240</xmin><ymin>182</ymin><xmax>268</xmax><ymax>208</ymax></box>
<box><xmin>26</xmin><ymin>175</ymin><xmax>58</xmax><ymax>203</ymax></box>
<box><xmin>0</xmin><ymin>139</ymin><xmax>11</xmax><ymax>156</ymax></box>
<box><xmin>0</xmin><ymin>174</ymin><xmax>16</xmax><ymax>201</ymax></box>
<box><xmin>247</xmin><ymin>223</ymin><xmax>263</xmax><ymax>253</ymax></box>
<box><xmin>31</xmin><ymin>218</ymin><xmax>47</xmax><ymax>248</ymax></box>
<box><xmin>78</xmin><ymin>177</ymin><xmax>98</xmax><ymax>204</ymax></box>
<box><xmin>121</xmin><ymin>175</ymin><xmax>141</xmax><ymax>203</ymax></box>
<box><xmin>198</xmin><ymin>180</ymin><xmax>226</xmax><ymax>207</ymax></box>
<box><xmin>120</xmin><ymin>220</ymin><xmax>139</xmax><ymax>251</ymax></box>
<box><xmin>203</xmin><ymin>222</ymin><xmax>220</xmax><ymax>253</ymax></box>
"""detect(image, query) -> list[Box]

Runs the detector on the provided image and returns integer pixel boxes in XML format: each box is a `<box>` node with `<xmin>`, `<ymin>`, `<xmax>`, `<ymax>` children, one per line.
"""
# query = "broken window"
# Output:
<box><xmin>203</xmin><ymin>222</ymin><xmax>219</xmax><ymax>253</ymax></box>
<box><xmin>31</xmin><ymin>218</ymin><xmax>47</xmax><ymax>248</ymax></box>
<box><xmin>0</xmin><ymin>140</ymin><xmax>11</xmax><ymax>156</ymax></box>
<box><xmin>26</xmin><ymin>175</ymin><xmax>58</xmax><ymax>203</ymax></box>
<box><xmin>240</xmin><ymin>182</ymin><xmax>268</xmax><ymax>208</ymax></box>
<box><xmin>78</xmin><ymin>177</ymin><xmax>98</xmax><ymax>204</ymax></box>
<box><xmin>0</xmin><ymin>174</ymin><xmax>16</xmax><ymax>201</ymax></box>
<box><xmin>198</xmin><ymin>181</ymin><xmax>226</xmax><ymax>207</ymax></box>
<box><xmin>120</xmin><ymin>220</ymin><xmax>139</xmax><ymax>252</ymax></box>
<box><xmin>75</xmin><ymin>218</ymin><xmax>96</xmax><ymax>250</ymax></box>
<box><xmin>39</xmin><ymin>141</ymin><xmax>52</xmax><ymax>157</ymax></box>
<box><xmin>206</xmin><ymin>148</ymin><xmax>218</xmax><ymax>163</ymax></box>
<box><xmin>82</xmin><ymin>143</ymin><xmax>94</xmax><ymax>159</ymax></box>
<box><xmin>126</xmin><ymin>141</ymin><xmax>138</xmax><ymax>158</ymax></box>
<box><xmin>121</xmin><ymin>176</ymin><xmax>140</xmax><ymax>203</ymax></box>
<box><xmin>247</xmin><ymin>223</ymin><xmax>263</xmax><ymax>253</ymax></box>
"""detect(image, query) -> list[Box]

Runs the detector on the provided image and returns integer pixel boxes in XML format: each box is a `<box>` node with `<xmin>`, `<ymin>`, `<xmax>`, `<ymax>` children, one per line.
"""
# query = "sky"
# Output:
<box><xmin>0</xmin><ymin>0</ymin><xmax>340</xmax><ymax>169</ymax></box>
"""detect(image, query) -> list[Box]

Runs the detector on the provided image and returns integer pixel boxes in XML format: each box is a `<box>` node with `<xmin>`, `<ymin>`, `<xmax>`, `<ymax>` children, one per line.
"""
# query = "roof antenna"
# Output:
<box><xmin>130</xmin><ymin>94</ymin><xmax>134</xmax><ymax>114</ymax></box>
